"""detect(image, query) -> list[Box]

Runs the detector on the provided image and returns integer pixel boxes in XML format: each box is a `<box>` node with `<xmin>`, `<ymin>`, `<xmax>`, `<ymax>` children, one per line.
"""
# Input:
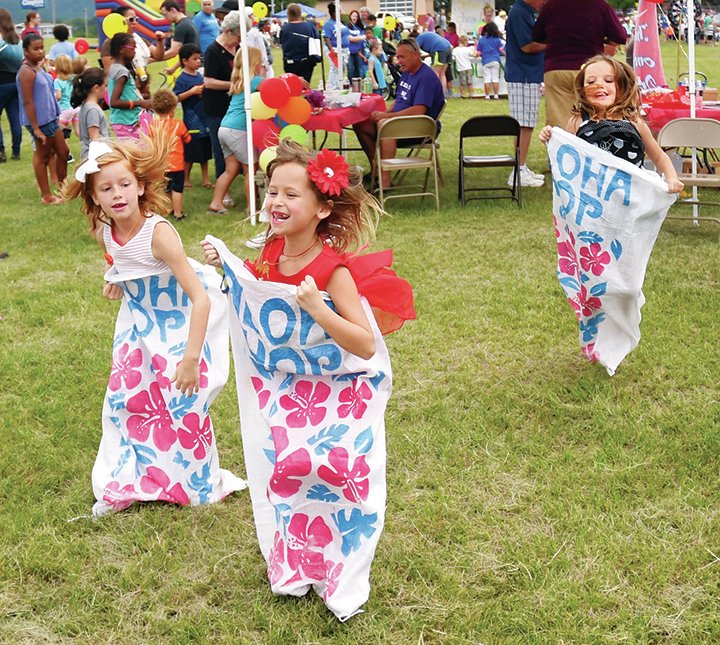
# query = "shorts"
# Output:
<box><xmin>25</xmin><ymin>120</ymin><xmax>59</xmax><ymax>142</ymax></box>
<box><xmin>219</xmin><ymin>126</ymin><xmax>253</xmax><ymax>164</ymax></box>
<box><xmin>111</xmin><ymin>122</ymin><xmax>140</xmax><ymax>140</ymax></box>
<box><xmin>482</xmin><ymin>61</ymin><xmax>501</xmax><ymax>84</ymax></box>
<box><xmin>184</xmin><ymin>136</ymin><xmax>212</xmax><ymax>164</ymax></box>
<box><xmin>433</xmin><ymin>46</ymin><xmax>453</xmax><ymax>66</ymax></box>
<box><xmin>507</xmin><ymin>82</ymin><xmax>542</xmax><ymax>128</ymax></box>
<box><xmin>544</xmin><ymin>69</ymin><xmax>578</xmax><ymax>127</ymax></box>
<box><xmin>457</xmin><ymin>69</ymin><xmax>472</xmax><ymax>86</ymax></box>
<box><xmin>166</xmin><ymin>169</ymin><xmax>185</xmax><ymax>194</ymax></box>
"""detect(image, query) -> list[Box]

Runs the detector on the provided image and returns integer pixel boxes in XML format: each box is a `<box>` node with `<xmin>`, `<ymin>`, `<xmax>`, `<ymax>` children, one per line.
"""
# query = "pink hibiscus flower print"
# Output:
<box><xmin>126</xmin><ymin>382</ymin><xmax>177</xmax><ymax>452</ymax></box>
<box><xmin>178</xmin><ymin>412</ymin><xmax>214</xmax><ymax>460</ymax></box>
<box><xmin>267</xmin><ymin>531</ymin><xmax>286</xmax><ymax>585</ymax></box>
<box><xmin>323</xmin><ymin>559</ymin><xmax>344</xmax><ymax>600</ymax></box>
<box><xmin>102</xmin><ymin>481</ymin><xmax>137</xmax><ymax>512</ymax></box>
<box><xmin>279</xmin><ymin>380</ymin><xmax>331</xmax><ymax>428</ymax></box>
<box><xmin>578</xmin><ymin>285</ymin><xmax>602</xmax><ymax>318</ymax></box>
<box><xmin>269</xmin><ymin>426</ymin><xmax>312</xmax><ymax>498</ymax></box>
<box><xmin>139</xmin><ymin>465</ymin><xmax>190</xmax><ymax>505</ymax></box>
<box><xmin>251</xmin><ymin>376</ymin><xmax>271</xmax><ymax>409</ymax></box>
<box><xmin>579</xmin><ymin>243</ymin><xmax>611</xmax><ymax>276</ymax></box>
<box><xmin>109</xmin><ymin>343</ymin><xmax>143</xmax><ymax>392</ymax></box>
<box><xmin>337</xmin><ymin>380</ymin><xmax>373</xmax><ymax>420</ymax></box>
<box><xmin>582</xmin><ymin>342</ymin><xmax>600</xmax><ymax>362</ymax></box>
<box><xmin>151</xmin><ymin>354</ymin><xmax>172</xmax><ymax>390</ymax></box>
<box><xmin>557</xmin><ymin>239</ymin><xmax>579</xmax><ymax>277</ymax></box>
<box><xmin>285</xmin><ymin>513</ymin><xmax>333</xmax><ymax>583</ymax></box>
<box><xmin>199</xmin><ymin>359</ymin><xmax>209</xmax><ymax>389</ymax></box>
<box><xmin>318</xmin><ymin>447</ymin><xmax>370</xmax><ymax>503</ymax></box>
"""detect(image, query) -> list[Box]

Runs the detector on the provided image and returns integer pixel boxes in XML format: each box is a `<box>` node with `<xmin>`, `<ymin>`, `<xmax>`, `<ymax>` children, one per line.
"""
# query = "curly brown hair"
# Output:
<box><xmin>61</xmin><ymin>126</ymin><xmax>172</xmax><ymax>233</ymax></box>
<box><xmin>265</xmin><ymin>140</ymin><xmax>382</xmax><ymax>255</ymax></box>
<box><xmin>151</xmin><ymin>87</ymin><xmax>178</xmax><ymax>115</ymax></box>
<box><xmin>573</xmin><ymin>54</ymin><xmax>641</xmax><ymax>122</ymax></box>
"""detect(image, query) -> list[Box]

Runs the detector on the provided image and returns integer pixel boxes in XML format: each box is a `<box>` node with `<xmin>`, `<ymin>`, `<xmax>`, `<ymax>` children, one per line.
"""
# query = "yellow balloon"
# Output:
<box><xmin>383</xmin><ymin>16</ymin><xmax>396</xmax><ymax>31</ymax></box>
<box><xmin>252</xmin><ymin>2</ymin><xmax>269</xmax><ymax>19</ymax></box>
<box><xmin>102</xmin><ymin>13</ymin><xmax>128</xmax><ymax>39</ymax></box>
<box><xmin>259</xmin><ymin>146</ymin><xmax>277</xmax><ymax>172</ymax></box>
<box><xmin>251</xmin><ymin>92</ymin><xmax>277</xmax><ymax>120</ymax></box>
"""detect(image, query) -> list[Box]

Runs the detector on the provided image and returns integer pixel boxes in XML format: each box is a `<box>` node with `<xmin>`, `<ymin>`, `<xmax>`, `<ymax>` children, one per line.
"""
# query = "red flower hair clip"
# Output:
<box><xmin>307</xmin><ymin>149</ymin><xmax>350</xmax><ymax>197</ymax></box>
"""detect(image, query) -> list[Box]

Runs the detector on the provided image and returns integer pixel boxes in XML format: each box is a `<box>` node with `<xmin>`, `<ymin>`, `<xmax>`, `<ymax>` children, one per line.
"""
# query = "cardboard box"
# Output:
<box><xmin>703</xmin><ymin>87</ymin><xmax>718</xmax><ymax>101</ymax></box>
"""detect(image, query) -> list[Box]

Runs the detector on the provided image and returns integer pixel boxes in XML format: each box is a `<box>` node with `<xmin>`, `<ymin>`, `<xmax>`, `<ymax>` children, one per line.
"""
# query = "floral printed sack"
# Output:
<box><xmin>92</xmin><ymin>260</ymin><xmax>246</xmax><ymax>516</ymax></box>
<box><xmin>207</xmin><ymin>235</ymin><xmax>390</xmax><ymax>621</ymax></box>
<box><xmin>547</xmin><ymin>127</ymin><xmax>676</xmax><ymax>375</ymax></box>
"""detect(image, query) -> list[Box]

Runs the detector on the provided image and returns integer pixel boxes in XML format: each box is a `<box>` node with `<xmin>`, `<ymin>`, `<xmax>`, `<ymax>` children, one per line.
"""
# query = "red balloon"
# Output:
<box><xmin>278</xmin><ymin>96</ymin><xmax>312</xmax><ymax>125</ymax></box>
<box><xmin>259</xmin><ymin>77</ymin><xmax>291</xmax><ymax>109</ymax></box>
<box><xmin>252</xmin><ymin>119</ymin><xmax>280</xmax><ymax>151</ymax></box>
<box><xmin>281</xmin><ymin>73</ymin><xmax>303</xmax><ymax>98</ymax></box>
<box><xmin>75</xmin><ymin>38</ymin><xmax>90</xmax><ymax>55</ymax></box>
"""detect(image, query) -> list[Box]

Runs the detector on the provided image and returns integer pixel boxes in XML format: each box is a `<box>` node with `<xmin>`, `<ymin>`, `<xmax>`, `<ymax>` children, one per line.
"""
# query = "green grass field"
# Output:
<box><xmin>1</xmin><ymin>41</ymin><xmax>719</xmax><ymax>643</ymax></box>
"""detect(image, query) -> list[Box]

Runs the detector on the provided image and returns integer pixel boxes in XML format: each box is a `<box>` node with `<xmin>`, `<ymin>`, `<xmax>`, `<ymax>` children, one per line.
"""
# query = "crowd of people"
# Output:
<box><xmin>0</xmin><ymin>0</ymin><xmax>691</xmax><ymax>208</ymax></box>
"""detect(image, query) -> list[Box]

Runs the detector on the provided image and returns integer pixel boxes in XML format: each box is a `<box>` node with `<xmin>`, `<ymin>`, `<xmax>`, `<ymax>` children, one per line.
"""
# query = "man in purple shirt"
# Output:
<box><xmin>532</xmin><ymin>0</ymin><xmax>626</xmax><ymax>127</ymax></box>
<box><xmin>352</xmin><ymin>38</ymin><xmax>444</xmax><ymax>189</ymax></box>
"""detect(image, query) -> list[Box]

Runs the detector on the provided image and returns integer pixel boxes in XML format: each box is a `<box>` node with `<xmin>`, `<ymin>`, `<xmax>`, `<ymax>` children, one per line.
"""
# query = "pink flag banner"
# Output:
<box><xmin>633</xmin><ymin>0</ymin><xmax>667</xmax><ymax>91</ymax></box>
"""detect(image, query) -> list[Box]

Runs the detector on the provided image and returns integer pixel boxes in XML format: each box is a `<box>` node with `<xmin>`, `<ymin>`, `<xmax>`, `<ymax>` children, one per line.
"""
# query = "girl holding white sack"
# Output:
<box><xmin>202</xmin><ymin>141</ymin><xmax>415</xmax><ymax>620</ymax></box>
<box><xmin>63</xmin><ymin>133</ymin><xmax>244</xmax><ymax>516</ymax></box>
<box><xmin>540</xmin><ymin>54</ymin><xmax>683</xmax><ymax>192</ymax></box>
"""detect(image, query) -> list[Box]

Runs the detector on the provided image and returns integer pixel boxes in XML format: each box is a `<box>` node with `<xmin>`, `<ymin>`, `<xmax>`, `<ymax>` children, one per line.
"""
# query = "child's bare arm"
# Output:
<box><xmin>296</xmin><ymin>268</ymin><xmax>376</xmax><ymax>360</ymax></box>
<box><xmin>154</xmin><ymin>224</ymin><xmax>211</xmax><ymax>395</ymax></box>
<box><xmin>636</xmin><ymin>119</ymin><xmax>684</xmax><ymax>193</ymax></box>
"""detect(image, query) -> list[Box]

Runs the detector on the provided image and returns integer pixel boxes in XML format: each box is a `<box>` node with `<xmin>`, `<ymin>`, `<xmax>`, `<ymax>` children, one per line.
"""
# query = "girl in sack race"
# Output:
<box><xmin>201</xmin><ymin>140</ymin><xmax>415</xmax><ymax>620</ymax></box>
<box><xmin>62</xmin><ymin>131</ymin><xmax>245</xmax><ymax>516</ymax></box>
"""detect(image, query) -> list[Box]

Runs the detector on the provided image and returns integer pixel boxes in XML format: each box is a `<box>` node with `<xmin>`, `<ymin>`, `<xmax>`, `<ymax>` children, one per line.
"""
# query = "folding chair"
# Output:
<box><xmin>657</xmin><ymin>117</ymin><xmax>720</xmax><ymax>240</ymax></box>
<box><xmin>458</xmin><ymin>115</ymin><xmax>522</xmax><ymax>207</ymax></box>
<box><xmin>397</xmin><ymin>100</ymin><xmax>448</xmax><ymax>187</ymax></box>
<box><xmin>373</xmin><ymin>115</ymin><xmax>440</xmax><ymax>210</ymax></box>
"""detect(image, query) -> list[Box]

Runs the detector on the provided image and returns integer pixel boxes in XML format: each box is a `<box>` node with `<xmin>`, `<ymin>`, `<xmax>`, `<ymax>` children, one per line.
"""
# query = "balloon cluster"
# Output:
<box><xmin>251</xmin><ymin>73</ymin><xmax>313</xmax><ymax>171</ymax></box>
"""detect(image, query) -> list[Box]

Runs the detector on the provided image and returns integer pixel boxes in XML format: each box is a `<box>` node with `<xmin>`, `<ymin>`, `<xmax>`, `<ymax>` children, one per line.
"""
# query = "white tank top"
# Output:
<box><xmin>102</xmin><ymin>214</ymin><xmax>176</xmax><ymax>276</ymax></box>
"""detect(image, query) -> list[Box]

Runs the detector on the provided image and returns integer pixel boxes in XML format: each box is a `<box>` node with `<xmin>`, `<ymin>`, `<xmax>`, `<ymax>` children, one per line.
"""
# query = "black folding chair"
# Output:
<box><xmin>458</xmin><ymin>115</ymin><xmax>522</xmax><ymax>207</ymax></box>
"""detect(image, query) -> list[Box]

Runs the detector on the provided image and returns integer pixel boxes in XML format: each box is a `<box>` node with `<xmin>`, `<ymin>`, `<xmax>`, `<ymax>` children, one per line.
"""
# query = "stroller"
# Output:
<box><xmin>382</xmin><ymin>40</ymin><xmax>402</xmax><ymax>99</ymax></box>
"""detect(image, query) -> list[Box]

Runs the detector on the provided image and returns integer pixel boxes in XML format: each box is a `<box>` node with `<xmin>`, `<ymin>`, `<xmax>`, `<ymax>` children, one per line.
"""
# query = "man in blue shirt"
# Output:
<box><xmin>353</xmin><ymin>39</ymin><xmax>444</xmax><ymax>189</ymax></box>
<box><xmin>505</xmin><ymin>0</ymin><xmax>546</xmax><ymax>188</ymax></box>
<box><xmin>193</xmin><ymin>0</ymin><xmax>220</xmax><ymax>56</ymax></box>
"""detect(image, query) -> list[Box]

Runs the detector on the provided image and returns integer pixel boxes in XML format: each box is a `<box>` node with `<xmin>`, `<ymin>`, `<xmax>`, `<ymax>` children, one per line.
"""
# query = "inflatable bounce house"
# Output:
<box><xmin>94</xmin><ymin>0</ymin><xmax>187</xmax><ymax>46</ymax></box>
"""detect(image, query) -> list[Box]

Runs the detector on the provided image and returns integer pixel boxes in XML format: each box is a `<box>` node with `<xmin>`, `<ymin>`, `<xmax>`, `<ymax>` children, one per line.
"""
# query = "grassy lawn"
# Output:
<box><xmin>1</xmin><ymin>41</ymin><xmax>720</xmax><ymax>643</ymax></box>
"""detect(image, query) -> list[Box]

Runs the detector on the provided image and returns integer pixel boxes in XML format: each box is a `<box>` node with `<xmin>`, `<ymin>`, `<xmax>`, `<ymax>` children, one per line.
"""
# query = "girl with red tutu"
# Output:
<box><xmin>202</xmin><ymin>139</ymin><xmax>415</xmax><ymax>348</ymax></box>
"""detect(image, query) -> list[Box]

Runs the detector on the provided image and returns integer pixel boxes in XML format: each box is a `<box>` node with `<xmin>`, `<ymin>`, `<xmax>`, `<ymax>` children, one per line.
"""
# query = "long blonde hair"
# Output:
<box><xmin>228</xmin><ymin>47</ymin><xmax>263</xmax><ymax>95</ymax></box>
<box><xmin>265</xmin><ymin>140</ymin><xmax>382</xmax><ymax>255</ymax></box>
<box><xmin>573</xmin><ymin>54</ymin><xmax>641</xmax><ymax>121</ymax></box>
<box><xmin>61</xmin><ymin>126</ymin><xmax>172</xmax><ymax>232</ymax></box>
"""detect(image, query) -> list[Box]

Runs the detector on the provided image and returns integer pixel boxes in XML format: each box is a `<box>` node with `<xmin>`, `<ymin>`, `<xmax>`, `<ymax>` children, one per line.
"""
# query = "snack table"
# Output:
<box><xmin>305</xmin><ymin>93</ymin><xmax>387</xmax><ymax>134</ymax></box>
<box><xmin>644</xmin><ymin>102</ymin><xmax>720</xmax><ymax>134</ymax></box>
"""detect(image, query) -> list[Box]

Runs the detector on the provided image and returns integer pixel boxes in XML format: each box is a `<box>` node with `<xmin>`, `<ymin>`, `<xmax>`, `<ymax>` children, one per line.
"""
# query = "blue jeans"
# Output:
<box><xmin>205</xmin><ymin>114</ymin><xmax>226</xmax><ymax>179</ymax></box>
<box><xmin>347</xmin><ymin>52</ymin><xmax>363</xmax><ymax>82</ymax></box>
<box><xmin>0</xmin><ymin>82</ymin><xmax>22</xmax><ymax>155</ymax></box>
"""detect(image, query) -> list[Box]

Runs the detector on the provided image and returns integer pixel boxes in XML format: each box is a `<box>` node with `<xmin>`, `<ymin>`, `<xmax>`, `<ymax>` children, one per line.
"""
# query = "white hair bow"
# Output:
<box><xmin>75</xmin><ymin>141</ymin><xmax>114</xmax><ymax>183</ymax></box>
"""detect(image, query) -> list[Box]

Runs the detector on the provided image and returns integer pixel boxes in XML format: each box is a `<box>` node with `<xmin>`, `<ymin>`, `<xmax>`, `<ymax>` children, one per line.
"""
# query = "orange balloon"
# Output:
<box><xmin>278</xmin><ymin>96</ymin><xmax>312</xmax><ymax>125</ymax></box>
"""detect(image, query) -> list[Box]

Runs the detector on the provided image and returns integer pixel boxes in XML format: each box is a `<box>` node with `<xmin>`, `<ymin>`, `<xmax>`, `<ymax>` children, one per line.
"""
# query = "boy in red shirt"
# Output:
<box><xmin>151</xmin><ymin>89</ymin><xmax>192</xmax><ymax>219</ymax></box>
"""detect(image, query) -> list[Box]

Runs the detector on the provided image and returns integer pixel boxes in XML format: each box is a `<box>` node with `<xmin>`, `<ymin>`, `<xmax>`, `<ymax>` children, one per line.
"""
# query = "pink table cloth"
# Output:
<box><xmin>305</xmin><ymin>94</ymin><xmax>387</xmax><ymax>134</ymax></box>
<box><xmin>645</xmin><ymin>105</ymin><xmax>720</xmax><ymax>134</ymax></box>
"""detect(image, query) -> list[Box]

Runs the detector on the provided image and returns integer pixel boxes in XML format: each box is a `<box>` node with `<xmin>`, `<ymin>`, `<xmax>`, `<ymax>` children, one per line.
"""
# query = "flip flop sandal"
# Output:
<box><xmin>207</xmin><ymin>207</ymin><xmax>228</xmax><ymax>215</ymax></box>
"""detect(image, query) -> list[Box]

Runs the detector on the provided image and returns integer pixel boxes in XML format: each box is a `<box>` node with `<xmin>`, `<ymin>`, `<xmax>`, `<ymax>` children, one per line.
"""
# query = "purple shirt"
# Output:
<box><xmin>532</xmin><ymin>0</ymin><xmax>626</xmax><ymax>72</ymax></box>
<box><xmin>393</xmin><ymin>62</ymin><xmax>444</xmax><ymax>121</ymax></box>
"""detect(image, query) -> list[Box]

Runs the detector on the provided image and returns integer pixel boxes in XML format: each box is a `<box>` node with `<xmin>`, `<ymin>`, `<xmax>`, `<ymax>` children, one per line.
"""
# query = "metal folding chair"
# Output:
<box><xmin>373</xmin><ymin>115</ymin><xmax>440</xmax><ymax>210</ymax></box>
<box><xmin>657</xmin><ymin>117</ymin><xmax>720</xmax><ymax>240</ymax></box>
<box><xmin>458</xmin><ymin>115</ymin><xmax>522</xmax><ymax>207</ymax></box>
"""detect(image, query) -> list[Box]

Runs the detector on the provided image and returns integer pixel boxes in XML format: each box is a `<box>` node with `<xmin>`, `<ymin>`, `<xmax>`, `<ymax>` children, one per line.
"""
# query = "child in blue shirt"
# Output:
<box><xmin>477</xmin><ymin>21</ymin><xmax>505</xmax><ymax>99</ymax></box>
<box><xmin>173</xmin><ymin>43</ymin><xmax>213</xmax><ymax>189</ymax></box>
<box><xmin>368</xmin><ymin>41</ymin><xmax>387</xmax><ymax>95</ymax></box>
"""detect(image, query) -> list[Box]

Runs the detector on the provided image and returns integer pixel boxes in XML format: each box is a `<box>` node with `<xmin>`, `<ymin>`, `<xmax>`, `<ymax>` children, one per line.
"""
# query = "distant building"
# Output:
<box><xmin>14</xmin><ymin>23</ymin><xmax>73</xmax><ymax>39</ymax></box>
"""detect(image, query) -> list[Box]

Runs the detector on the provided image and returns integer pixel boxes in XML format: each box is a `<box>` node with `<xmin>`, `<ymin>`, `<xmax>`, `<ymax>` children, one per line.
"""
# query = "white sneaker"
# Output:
<box><xmin>245</xmin><ymin>230</ymin><xmax>270</xmax><ymax>250</ymax></box>
<box><xmin>509</xmin><ymin>167</ymin><xmax>544</xmax><ymax>188</ymax></box>
<box><xmin>524</xmin><ymin>166</ymin><xmax>545</xmax><ymax>181</ymax></box>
